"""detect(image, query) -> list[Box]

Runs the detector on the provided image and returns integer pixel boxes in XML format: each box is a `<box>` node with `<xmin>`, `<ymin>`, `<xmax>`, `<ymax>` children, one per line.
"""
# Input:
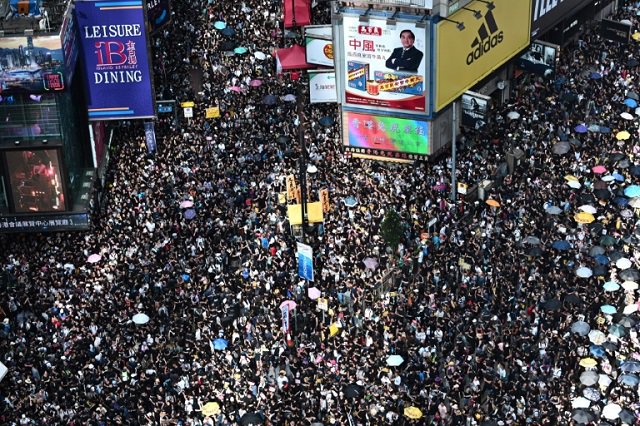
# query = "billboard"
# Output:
<box><xmin>531</xmin><ymin>0</ymin><xmax>591</xmax><ymax>39</ymax></box>
<box><xmin>147</xmin><ymin>0</ymin><xmax>172</xmax><ymax>34</ymax></box>
<box><xmin>341</xmin><ymin>15</ymin><xmax>429</xmax><ymax>114</ymax></box>
<box><xmin>516</xmin><ymin>40</ymin><xmax>559</xmax><ymax>77</ymax></box>
<box><xmin>600</xmin><ymin>19</ymin><xmax>631</xmax><ymax>43</ymax></box>
<box><xmin>342</xmin><ymin>110</ymin><xmax>429</xmax><ymax>159</ymax></box>
<box><xmin>60</xmin><ymin>3</ymin><xmax>79</xmax><ymax>87</ymax></box>
<box><xmin>435</xmin><ymin>0</ymin><xmax>531</xmax><ymax>111</ymax></box>
<box><xmin>309</xmin><ymin>70</ymin><xmax>337</xmax><ymax>103</ymax></box>
<box><xmin>0</xmin><ymin>35</ymin><xmax>65</xmax><ymax>94</ymax></box>
<box><xmin>461</xmin><ymin>91</ymin><xmax>490</xmax><ymax>130</ymax></box>
<box><xmin>75</xmin><ymin>0</ymin><xmax>155</xmax><ymax>121</ymax></box>
<box><xmin>5</xmin><ymin>149</ymin><xmax>65</xmax><ymax>213</ymax></box>
<box><xmin>305</xmin><ymin>25</ymin><xmax>333</xmax><ymax>67</ymax></box>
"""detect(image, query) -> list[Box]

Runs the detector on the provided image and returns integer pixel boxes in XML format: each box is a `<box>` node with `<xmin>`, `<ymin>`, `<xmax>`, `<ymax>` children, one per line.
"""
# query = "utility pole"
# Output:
<box><xmin>450</xmin><ymin>100</ymin><xmax>457</xmax><ymax>203</ymax></box>
<box><xmin>297</xmin><ymin>83</ymin><xmax>308</xmax><ymax>241</ymax></box>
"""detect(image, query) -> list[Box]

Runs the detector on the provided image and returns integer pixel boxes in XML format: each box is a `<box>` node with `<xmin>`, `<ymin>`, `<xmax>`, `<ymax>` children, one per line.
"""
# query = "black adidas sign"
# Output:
<box><xmin>466</xmin><ymin>9</ymin><xmax>504</xmax><ymax>65</ymax></box>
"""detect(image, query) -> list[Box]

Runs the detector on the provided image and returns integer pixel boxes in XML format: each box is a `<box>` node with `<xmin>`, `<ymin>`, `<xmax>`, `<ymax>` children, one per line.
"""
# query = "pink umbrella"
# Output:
<box><xmin>87</xmin><ymin>254</ymin><xmax>102</xmax><ymax>263</ymax></box>
<box><xmin>280</xmin><ymin>300</ymin><xmax>297</xmax><ymax>310</ymax></box>
<box><xmin>308</xmin><ymin>287</ymin><xmax>321</xmax><ymax>300</ymax></box>
<box><xmin>250</xmin><ymin>79</ymin><xmax>262</xmax><ymax>87</ymax></box>
<box><xmin>592</xmin><ymin>165</ymin><xmax>607</xmax><ymax>174</ymax></box>
<box><xmin>180</xmin><ymin>200</ymin><xmax>194</xmax><ymax>208</ymax></box>
<box><xmin>228</xmin><ymin>86</ymin><xmax>243</xmax><ymax>93</ymax></box>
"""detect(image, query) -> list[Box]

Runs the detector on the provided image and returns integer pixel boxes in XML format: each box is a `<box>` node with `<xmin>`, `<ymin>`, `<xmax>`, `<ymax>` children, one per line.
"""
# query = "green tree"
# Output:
<box><xmin>380</xmin><ymin>209</ymin><xmax>404</xmax><ymax>251</ymax></box>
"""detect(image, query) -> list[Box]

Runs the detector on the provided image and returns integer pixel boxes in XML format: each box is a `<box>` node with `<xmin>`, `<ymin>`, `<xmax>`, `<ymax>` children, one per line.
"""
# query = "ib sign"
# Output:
<box><xmin>435</xmin><ymin>0</ymin><xmax>531</xmax><ymax>111</ymax></box>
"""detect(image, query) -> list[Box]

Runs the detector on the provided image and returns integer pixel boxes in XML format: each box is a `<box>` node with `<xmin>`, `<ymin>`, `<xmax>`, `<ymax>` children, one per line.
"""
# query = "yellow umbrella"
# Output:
<box><xmin>486</xmin><ymin>199</ymin><xmax>500</xmax><ymax>207</ymax></box>
<box><xmin>202</xmin><ymin>402</ymin><xmax>220</xmax><ymax>416</ymax></box>
<box><xmin>404</xmin><ymin>406</ymin><xmax>423</xmax><ymax>419</ymax></box>
<box><xmin>564</xmin><ymin>175</ymin><xmax>579</xmax><ymax>182</ymax></box>
<box><xmin>574</xmin><ymin>212</ymin><xmax>595</xmax><ymax>224</ymax></box>
<box><xmin>580</xmin><ymin>357</ymin><xmax>598</xmax><ymax>368</ymax></box>
<box><xmin>616</xmin><ymin>131</ymin><xmax>631</xmax><ymax>141</ymax></box>
<box><xmin>329</xmin><ymin>322</ymin><xmax>340</xmax><ymax>337</ymax></box>
<box><xmin>633</xmin><ymin>32</ymin><xmax>640</xmax><ymax>41</ymax></box>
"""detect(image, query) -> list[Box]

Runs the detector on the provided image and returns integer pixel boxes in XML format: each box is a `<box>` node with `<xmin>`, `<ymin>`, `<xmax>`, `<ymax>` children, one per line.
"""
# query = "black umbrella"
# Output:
<box><xmin>240</xmin><ymin>412</ymin><xmax>264</xmax><ymax>425</ymax></box>
<box><xmin>319</xmin><ymin>116</ymin><xmax>335</xmax><ymax>127</ymax></box>
<box><xmin>628</xmin><ymin>59</ymin><xmax>639</xmax><ymax>68</ymax></box>
<box><xmin>589</xmin><ymin>223</ymin><xmax>604</xmax><ymax>235</ymax></box>
<box><xmin>608</xmin><ymin>251</ymin><xmax>624</xmax><ymax>262</ymax></box>
<box><xmin>221</xmin><ymin>26</ymin><xmax>236</xmax><ymax>37</ymax></box>
<box><xmin>593</xmin><ymin>180</ymin><xmax>609</xmax><ymax>190</ymax></box>
<box><xmin>263</xmin><ymin>95</ymin><xmax>277</xmax><ymax>105</ymax></box>
<box><xmin>630</xmin><ymin>165</ymin><xmax>640</xmax><ymax>176</ymax></box>
<box><xmin>553</xmin><ymin>142</ymin><xmax>571</xmax><ymax>155</ymax></box>
<box><xmin>579</xmin><ymin>193</ymin><xmax>596</xmax><ymax>204</ymax></box>
<box><xmin>276</xmin><ymin>135</ymin><xmax>290</xmax><ymax>144</ymax></box>
<box><xmin>608</xmin><ymin>152</ymin><xmax>626</xmax><ymax>162</ymax></box>
<box><xmin>544</xmin><ymin>299</ymin><xmax>561</xmax><ymax>311</ymax></box>
<box><xmin>620</xmin><ymin>269</ymin><xmax>640</xmax><ymax>281</ymax></box>
<box><xmin>620</xmin><ymin>409</ymin><xmax>637</xmax><ymax>424</ymax></box>
<box><xmin>527</xmin><ymin>246</ymin><xmax>544</xmax><ymax>257</ymax></box>
<box><xmin>572</xmin><ymin>409</ymin><xmax>595</xmax><ymax>424</ymax></box>
<box><xmin>565</xmin><ymin>293</ymin><xmax>584</xmax><ymax>306</ymax></box>
<box><xmin>594</xmin><ymin>189</ymin><xmax>611</xmax><ymax>200</ymax></box>
<box><xmin>593</xmin><ymin>265</ymin><xmax>607</xmax><ymax>276</ymax></box>
<box><xmin>619</xmin><ymin>159</ymin><xmax>631</xmax><ymax>169</ymax></box>
<box><xmin>220</xmin><ymin>40</ymin><xmax>236</xmax><ymax>51</ymax></box>
<box><xmin>344</xmin><ymin>383</ymin><xmax>364</xmax><ymax>399</ymax></box>
<box><xmin>590</xmin><ymin>246</ymin><xmax>605</xmax><ymax>257</ymax></box>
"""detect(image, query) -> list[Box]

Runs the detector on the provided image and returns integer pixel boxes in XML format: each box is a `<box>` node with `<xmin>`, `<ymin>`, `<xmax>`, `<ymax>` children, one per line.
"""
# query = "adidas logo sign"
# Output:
<box><xmin>466</xmin><ymin>9</ymin><xmax>504</xmax><ymax>65</ymax></box>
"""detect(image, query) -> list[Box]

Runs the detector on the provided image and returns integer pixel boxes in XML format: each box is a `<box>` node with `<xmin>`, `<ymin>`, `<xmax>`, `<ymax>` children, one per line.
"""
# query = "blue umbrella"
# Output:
<box><xmin>603</xmin><ymin>281</ymin><xmax>620</xmax><ymax>291</ymax></box>
<box><xmin>613</xmin><ymin>172</ymin><xmax>625</xmax><ymax>182</ymax></box>
<box><xmin>590</xmin><ymin>344</ymin><xmax>606</xmax><ymax>358</ymax></box>
<box><xmin>184</xmin><ymin>209</ymin><xmax>196</xmax><ymax>220</ymax></box>
<box><xmin>599</xmin><ymin>126</ymin><xmax>612</xmax><ymax>134</ymax></box>
<box><xmin>552</xmin><ymin>240</ymin><xmax>571</xmax><ymax>250</ymax></box>
<box><xmin>213</xmin><ymin>338</ymin><xmax>229</xmax><ymax>350</ymax></box>
<box><xmin>594</xmin><ymin>254</ymin><xmax>610</xmax><ymax>265</ymax></box>
<box><xmin>319</xmin><ymin>116</ymin><xmax>334</xmax><ymax>127</ymax></box>
<box><xmin>181</xmin><ymin>273</ymin><xmax>190</xmax><ymax>282</ymax></box>
<box><xmin>590</xmin><ymin>72</ymin><xmax>602</xmax><ymax>79</ymax></box>
<box><xmin>221</xmin><ymin>26</ymin><xmax>235</xmax><ymax>37</ymax></box>
<box><xmin>625</xmin><ymin>98</ymin><xmax>638</xmax><ymax>108</ymax></box>
<box><xmin>214</xmin><ymin>21</ymin><xmax>226</xmax><ymax>30</ymax></box>
<box><xmin>601</xmin><ymin>304</ymin><xmax>617</xmax><ymax>314</ymax></box>
<box><xmin>575</xmin><ymin>124</ymin><xmax>588</xmax><ymax>133</ymax></box>
<box><xmin>263</xmin><ymin>95</ymin><xmax>276</xmax><ymax>105</ymax></box>
<box><xmin>234</xmin><ymin>47</ymin><xmax>248</xmax><ymax>54</ymax></box>
<box><xmin>618</xmin><ymin>374</ymin><xmax>640</xmax><ymax>387</ymax></box>
<box><xmin>624</xmin><ymin>185</ymin><xmax>640</xmax><ymax>197</ymax></box>
<box><xmin>344</xmin><ymin>196</ymin><xmax>358</xmax><ymax>207</ymax></box>
<box><xmin>614</xmin><ymin>196</ymin><xmax>629</xmax><ymax>206</ymax></box>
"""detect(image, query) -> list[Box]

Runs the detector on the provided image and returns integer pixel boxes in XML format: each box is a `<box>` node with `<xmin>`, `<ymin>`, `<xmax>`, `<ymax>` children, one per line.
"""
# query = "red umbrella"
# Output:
<box><xmin>592</xmin><ymin>165</ymin><xmax>607</xmax><ymax>174</ymax></box>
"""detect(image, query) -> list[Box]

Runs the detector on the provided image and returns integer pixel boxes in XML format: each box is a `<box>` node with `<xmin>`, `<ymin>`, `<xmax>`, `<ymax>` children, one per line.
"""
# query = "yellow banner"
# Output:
<box><xmin>286</xmin><ymin>175</ymin><xmax>296</xmax><ymax>200</ymax></box>
<box><xmin>180</xmin><ymin>101</ymin><xmax>195</xmax><ymax>108</ymax></box>
<box><xmin>205</xmin><ymin>107</ymin><xmax>220</xmax><ymax>118</ymax></box>
<box><xmin>319</xmin><ymin>189</ymin><xmax>330</xmax><ymax>213</ymax></box>
<box><xmin>435</xmin><ymin>0</ymin><xmax>531</xmax><ymax>111</ymax></box>
<box><xmin>287</xmin><ymin>202</ymin><xmax>324</xmax><ymax>225</ymax></box>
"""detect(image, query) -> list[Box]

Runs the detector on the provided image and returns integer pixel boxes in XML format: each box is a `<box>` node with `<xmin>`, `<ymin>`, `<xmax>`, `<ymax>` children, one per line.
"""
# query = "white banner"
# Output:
<box><xmin>281</xmin><ymin>304</ymin><xmax>290</xmax><ymax>333</ymax></box>
<box><xmin>309</xmin><ymin>70</ymin><xmax>337</xmax><ymax>104</ymax></box>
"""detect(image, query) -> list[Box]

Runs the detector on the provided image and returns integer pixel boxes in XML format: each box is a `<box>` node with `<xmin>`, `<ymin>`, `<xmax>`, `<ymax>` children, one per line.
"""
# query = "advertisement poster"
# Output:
<box><xmin>305</xmin><ymin>25</ymin><xmax>333</xmax><ymax>67</ymax></box>
<box><xmin>297</xmin><ymin>242</ymin><xmax>314</xmax><ymax>281</ymax></box>
<box><xmin>0</xmin><ymin>35</ymin><xmax>65</xmax><ymax>94</ymax></box>
<box><xmin>435</xmin><ymin>0</ymin><xmax>531</xmax><ymax>111</ymax></box>
<box><xmin>461</xmin><ymin>91</ymin><xmax>490</xmax><ymax>130</ymax></box>
<box><xmin>531</xmin><ymin>0</ymin><xmax>591</xmax><ymax>38</ymax></box>
<box><xmin>342</xmin><ymin>15</ymin><xmax>428</xmax><ymax>114</ymax></box>
<box><xmin>516</xmin><ymin>40</ymin><xmax>559</xmax><ymax>77</ymax></box>
<box><xmin>75</xmin><ymin>0</ymin><xmax>155</xmax><ymax>121</ymax></box>
<box><xmin>309</xmin><ymin>70</ymin><xmax>337</xmax><ymax>103</ymax></box>
<box><xmin>342</xmin><ymin>110</ymin><xmax>429</xmax><ymax>156</ymax></box>
<box><xmin>600</xmin><ymin>19</ymin><xmax>631</xmax><ymax>43</ymax></box>
<box><xmin>144</xmin><ymin>121</ymin><xmax>157</xmax><ymax>153</ymax></box>
<box><xmin>147</xmin><ymin>0</ymin><xmax>172</xmax><ymax>34</ymax></box>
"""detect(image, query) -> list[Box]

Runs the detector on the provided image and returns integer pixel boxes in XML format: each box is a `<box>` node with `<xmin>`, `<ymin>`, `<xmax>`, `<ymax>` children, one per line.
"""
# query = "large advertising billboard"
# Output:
<box><xmin>531</xmin><ymin>0</ymin><xmax>591</xmax><ymax>39</ymax></box>
<box><xmin>600</xmin><ymin>19</ymin><xmax>631</xmax><ymax>44</ymax></box>
<box><xmin>0</xmin><ymin>35</ymin><xmax>66</xmax><ymax>94</ymax></box>
<box><xmin>305</xmin><ymin>25</ymin><xmax>333</xmax><ymax>67</ymax></box>
<box><xmin>60</xmin><ymin>3</ymin><xmax>79</xmax><ymax>87</ymax></box>
<box><xmin>309</xmin><ymin>70</ymin><xmax>337</xmax><ymax>103</ymax></box>
<box><xmin>75</xmin><ymin>0</ymin><xmax>155</xmax><ymax>121</ymax></box>
<box><xmin>342</xmin><ymin>16</ymin><xmax>429</xmax><ymax>114</ymax></box>
<box><xmin>342</xmin><ymin>110</ymin><xmax>429</xmax><ymax>159</ymax></box>
<box><xmin>147</xmin><ymin>0</ymin><xmax>172</xmax><ymax>34</ymax></box>
<box><xmin>461</xmin><ymin>91</ymin><xmax>490</xmax><ymax>130</ymax></box>
<box><xmin>435</xmin><ymin>0</ymin><xmax>531</xmax><ymax>112</ymax></box>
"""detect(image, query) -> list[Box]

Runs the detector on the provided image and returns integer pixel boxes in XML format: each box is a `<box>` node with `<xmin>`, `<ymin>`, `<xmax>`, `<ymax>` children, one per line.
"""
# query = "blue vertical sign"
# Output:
<box><xmin>297</xmin><ymin>242</ymin><xmax>314</xmax><ymax>281</ymax></box>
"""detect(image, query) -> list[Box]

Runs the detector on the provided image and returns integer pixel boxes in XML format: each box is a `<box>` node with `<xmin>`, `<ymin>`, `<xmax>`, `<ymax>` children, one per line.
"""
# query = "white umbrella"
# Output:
<box><xmin>636</xmin><ymin>106</ymin><xmax>640</xmax><ymax>116</ymax></box>
<box><xmin>621</xmin><ymin>280</ymin><xmax>639</xmax><ymax>291</ymax></box>
<box><xmin>572</xmin><ymin>321</ymin><xmax>591</xmax><ymax>336</ymax></box>
<box><xmin>572</xmin><ymin>396</ymin><xmax>592</xmax><ymax>408</ymax></box>
<box><xmin>579</xmin><ymin>205</ymin><xmax>598</xmax><ymax>214</ymax></box>
<box><xmin>602</xmin><ymin>403</ymin><xmax>622</xmax><ymax>420</ymax></box>
<box><xmin>254</xmin><ymin>51</ymin><xmax>266</xmax><ymax>60</ymax></box>
<box><xmin>598</xmin><ymin>374</ymin><xmax>612</xmax><ymax>388</ymax></box>
<box><xmin>630</xmin><ymin>197</ymin><xmax>640</xmax><ymax>208</ymax></box>
<box><xmin>386</xmin><ymin>355</ymin><xmax>404</xmax><ymax>366</ymax></box>
<box><xmin>576</xmin><ymin>267</ymin><xmax>593</xmax><ymax>278</ymax></box>
<box><xmin>568</xmin><ymin>180</ymin><xmax>582</xmax><ymax>189</ymax></box>
<box><xmin>507</xmin><ymin>111</ymin><xmax>520</xmax><ymax>120</ymax></box>
<box><xmin>579</xmin><ymin>370</ymin><xmax>599</xmax><ymax>386</ymax></box>
<box><xmin>621</xmin><ymin>112</ymin><xmax>634</xmax><ymax>120</ymax></box>
<box><xmin>588</xmin><ymin>330</ymin><xmax>607</xmax><ymax>345</ymax></box>
<box><xmin>624</xmin><ymin>303</ymin><xmax>639</xmax><ymax>314</ymax></box>
<box><xmin>87</xmin><ymin>254</ymin><xmax>102</xmax><ymax>263</ymax></box>
<box><xmin>616</xmin><ymin>257</ymin><xmax>633</xmax><ymax>270</ymax></box>
<box><xmin>132</xmin><ymin>313</ymin><xmax>150</xmax><ymax>325</ymax></box>
<box><xmin>0</xmin><ymin>361</ymin><xmax>7</xmax><ymax>383</ymax></box>
<box><xmin>621</xmin><ymin>19</ymin><xmax>633</xmax><ymax>26</ymax></box>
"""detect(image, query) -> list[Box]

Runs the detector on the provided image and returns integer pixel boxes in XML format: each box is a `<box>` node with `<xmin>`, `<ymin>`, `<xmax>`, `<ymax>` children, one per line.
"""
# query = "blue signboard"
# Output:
<box><xmin>75</xmin><ymin>0</ymin><xmax>155</xmax><ymax>120</ymax></box>
<box><xmin>297</xmin><ymin>242</ymin><xmax>314</xmax><ymax>281</ymax></box>
<box><xmin>60</xmin><ymin>3</ymin><xmax>79</xmax><ymax>86</ymax></box>
<box><xmin>147</xmin><ymin>0</ymin><xmax>171</xmax><ymax>34</ymax></box>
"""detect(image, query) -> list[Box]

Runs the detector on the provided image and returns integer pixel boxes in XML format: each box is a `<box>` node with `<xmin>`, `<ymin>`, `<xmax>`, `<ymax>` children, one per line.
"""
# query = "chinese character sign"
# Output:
<box><xmin>75</xmin><ymin>0</ymin><xmax>155</xmax><ymax>120</ymax></box>
<box><xmin>342</xmin><ymin>16</ymin><xmax>428</xmax><ymax>114</ymax></box>
<box><xmin>343</xmin><ymin>111</ymin><xmax>429</xmax><ymax>155</ymax></box>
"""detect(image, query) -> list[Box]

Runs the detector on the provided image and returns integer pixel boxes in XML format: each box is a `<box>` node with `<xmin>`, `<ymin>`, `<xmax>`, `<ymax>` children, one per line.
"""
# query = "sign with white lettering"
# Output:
<box><xmin>75</xmin><ymin>0</ymin><xmax>155</xmax><ymax>121</ymax></box>
<box><xmin>530</xmin><ymin>0</ymin><xmax>591</xmax><ymax>39</ymax></box>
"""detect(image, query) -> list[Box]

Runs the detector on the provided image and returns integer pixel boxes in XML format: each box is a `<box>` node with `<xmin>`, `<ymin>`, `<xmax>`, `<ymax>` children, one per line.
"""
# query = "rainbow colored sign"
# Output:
<box><xmin>343</xmin><ymin>111</ymin><xmax>429</xmax><ymax>156</ymax></box>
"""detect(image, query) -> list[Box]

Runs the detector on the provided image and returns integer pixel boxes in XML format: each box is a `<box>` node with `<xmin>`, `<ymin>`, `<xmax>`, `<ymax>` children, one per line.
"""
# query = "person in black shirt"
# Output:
<box><xmin>385</xmin><ymin>30</ymin><xmax>424</xmax><ymax>72</ymax></box>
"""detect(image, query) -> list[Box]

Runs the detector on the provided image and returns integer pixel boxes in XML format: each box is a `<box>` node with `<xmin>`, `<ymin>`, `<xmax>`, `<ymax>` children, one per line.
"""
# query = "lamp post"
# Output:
<box><xmin>297</xmin><ymin>82</ymin><xmax>309</xmax><ymax>241</ymax></box>
<box><xmin>450</xmin><ymin>100</ymin><xmax>457</xmax><ymax>203</ymax></box>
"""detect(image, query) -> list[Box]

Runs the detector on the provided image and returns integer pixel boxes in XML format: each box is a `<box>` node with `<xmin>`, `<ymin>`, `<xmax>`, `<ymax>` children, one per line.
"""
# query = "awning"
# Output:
<box><xmin>283</xmin><ymin>0</ymin><xmax>310</xmax><ymax>28</ymax></box>
<box><xmin>276</xmin><ymin>44</ymin><xmax>315</xmax><ymax>71</ymax></box>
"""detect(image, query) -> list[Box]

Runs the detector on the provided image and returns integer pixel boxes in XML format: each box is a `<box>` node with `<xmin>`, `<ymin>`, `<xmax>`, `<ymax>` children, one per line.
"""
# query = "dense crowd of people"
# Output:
<box><xmin>1</xmin><ymin>0</ymin><xmax>640</xmax><ymax>424</ymax></box>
